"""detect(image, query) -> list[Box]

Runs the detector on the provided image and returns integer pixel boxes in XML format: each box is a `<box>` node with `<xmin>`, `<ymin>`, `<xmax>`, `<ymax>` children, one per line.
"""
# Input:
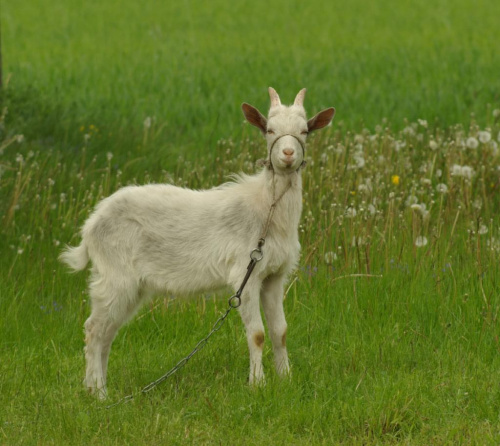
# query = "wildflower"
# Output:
<box><xmin>79</xmin><ymin>125</ymin><xmax>85</xmax><ymax>132</ymax></box>
<box><xmin>368</xmin><ymin>204</ymin><xmax>376</xmax><ymax>215</ymax></box>
<box><xmin>16</xmin><ymin>134</ymin><xmax>25</xmax><ymax>143</ymax></box>
<box><xmin>394</xmin><ymin>140</ymin><xmax>406</xmax><ymax>151</ymax></box>
<box><xmin>451</xmin><ymin>164</ymin><xmax>474</xmax><ymax>179</ymax></box>
<box><xmin>415</xmin><ymin>236</ymin><xmax>428</xmax><ymax>248</ymax></box>
<box><xmin>493</xmin><ymin>109</ymin><xmax>500</xmax><ymax>118</ymax></box>
<box><xmin>106</xmin><ymin>152</ymin><xmax>113</xmax><ymax>161</ymax></box>
<box><xmin>17</xmin><ymin>248</ymin><xmax>24</xmax><ymax>255</ymax></box>
<box><xmin>429</xmin><ymin>140</ymin><xmax>438</xmax><ymax>150</ymax></box>
<box><xmin>418</xmin><ymin>119</ymin><xmax>428</xmax><ymax>128</ymax></box>
<box><xmin>144</xmin><ymin>117</ymin><xmax>152</xmax><ymax>129</ymax></box>
<box><xmin>478</xmin><ymin>131</ymin><xmax>491</xmax><ymax>144</ymax></box>
<box><xmin>466</xmin><ymin>137</ymin><xmax>479</xmax><ymax>149</ymax></box>
<box><xmin>48</xmin><ymin>178</ymin><xmax>55</xmax><ymax>186</ymax></box>
<box><xmin>391</xmin><ymin>175</ymin><xmax>400</xmax><ymax>186</ymax></box>
<box><xmin>324</xmin><ymin>251</ymin><xmax>337</xmax><ymax>264</ymax></box>
<box><xmin>345</xmin><ymin>207</ymin><xmax>357</xmax><ymax>218</ymax></box>
<box><xmin>478</xmin><ymin>224</ymin><xmax>488</xmax><ymax>235</ymax></box>
<box><xmin>436</xmin><ymin>183</ymin><xmax>448</xmax><ymax>194</ymax></box>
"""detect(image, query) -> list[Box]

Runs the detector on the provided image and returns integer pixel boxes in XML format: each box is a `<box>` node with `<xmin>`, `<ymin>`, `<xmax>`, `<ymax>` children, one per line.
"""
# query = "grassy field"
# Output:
<box><xmin>2</xmin><ymin>0</ymin><xmax>500</xmax><ymax>444</ymax></box>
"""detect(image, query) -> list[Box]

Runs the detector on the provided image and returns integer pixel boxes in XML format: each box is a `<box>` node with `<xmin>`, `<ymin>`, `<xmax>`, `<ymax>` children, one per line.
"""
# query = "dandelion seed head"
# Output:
<box><xmin>415</xmin><ymin>236</ymin><xmax>428</xmax><ymax>247</ymax></box>
<box><xmin>429</xmin><ymin>140</ymin><xmax>438</xmax><ymax>150</ymax></box>
<box><xmin>436</xmin><ymin>183</ymin><xmax>448</xmax><ymax>194</ymax></box>
<box><xmin>478</xmin><ymin>224</ymin><xmax>488</xmax><ymax>235</ymax></box>
<box><xmin>466</xmin><ymin>137</ymin><xmax>479</xmax><ymax>149</ymax></box>
<box><xmin>478</xmin><ymin>131</ymin><xmax>491</xmax><ymax>144</ymax></box>
<box><xmin>324</xmin><ymin>251</ymin><xmax>337</xmax><ymax>264</ymax></box>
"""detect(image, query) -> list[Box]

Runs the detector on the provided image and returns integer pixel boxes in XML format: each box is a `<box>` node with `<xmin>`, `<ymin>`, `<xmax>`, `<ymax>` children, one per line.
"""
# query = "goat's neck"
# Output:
<box><xmin>265</xmin><ymin>168</ymin><xmax>302</xmax><ymax>203</ymax></box>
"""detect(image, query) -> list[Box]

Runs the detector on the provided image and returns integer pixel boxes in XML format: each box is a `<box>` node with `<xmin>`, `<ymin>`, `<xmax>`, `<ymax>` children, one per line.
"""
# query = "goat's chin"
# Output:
<box><xmin>273</xmin><ymin>159</ymin><xmax>301</xmax><ymax>173</ymax></box>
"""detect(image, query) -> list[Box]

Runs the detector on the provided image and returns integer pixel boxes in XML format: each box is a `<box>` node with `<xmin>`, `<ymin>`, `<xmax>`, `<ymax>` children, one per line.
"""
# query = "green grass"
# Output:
<box><xmin>2</xmin><ymin>0</ymin><xmax>500</xmax><ymax>444</ymax></box>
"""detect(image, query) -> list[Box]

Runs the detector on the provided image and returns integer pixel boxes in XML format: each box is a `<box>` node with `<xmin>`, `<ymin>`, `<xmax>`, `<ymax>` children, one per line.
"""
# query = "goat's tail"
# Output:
<box><xmin>59</xmin><ymin>242</ymin><xmax>89</xmax><ymax>272</ymax></box>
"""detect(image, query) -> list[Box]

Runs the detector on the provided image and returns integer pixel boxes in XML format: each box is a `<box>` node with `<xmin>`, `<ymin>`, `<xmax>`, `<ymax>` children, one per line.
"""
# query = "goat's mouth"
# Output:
<box><xmin>280</xmin><ymin>157</ymin><xmax>297</xmax><ymax>168</ymax></box>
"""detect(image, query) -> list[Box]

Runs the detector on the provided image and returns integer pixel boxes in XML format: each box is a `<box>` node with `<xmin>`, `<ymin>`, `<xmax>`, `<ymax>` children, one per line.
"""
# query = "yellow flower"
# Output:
<box><xmin>79</xmin><ymin>125</ymin><xmax>85</xmax><ymax>132</ymax></box>
<box><xmin>391</xmin><ymin>175</ymin><xmax>400</xmax><ymax>186</ymax></box>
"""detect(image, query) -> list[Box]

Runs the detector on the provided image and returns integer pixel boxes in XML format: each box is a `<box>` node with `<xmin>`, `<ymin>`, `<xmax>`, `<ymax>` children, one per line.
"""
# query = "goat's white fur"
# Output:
<box><xmin>60</xmin><ymin>87</ymin><xmax>335</xmax><ymax>398</ymax></box>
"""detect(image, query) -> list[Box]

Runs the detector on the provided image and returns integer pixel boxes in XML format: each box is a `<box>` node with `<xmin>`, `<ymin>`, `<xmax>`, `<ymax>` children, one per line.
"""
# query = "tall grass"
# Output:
<box><xmin>3</xmin><ymin>0</ymin><xmax>500</xmax><ymax>159</ymax></box>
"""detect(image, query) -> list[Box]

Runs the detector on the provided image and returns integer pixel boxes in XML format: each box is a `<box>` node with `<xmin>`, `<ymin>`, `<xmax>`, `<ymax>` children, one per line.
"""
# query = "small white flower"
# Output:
<box><xmin>106</xmin><ymin>152</ymin><xmax>113</xmax><ymax>161</ymax></box>
<box><xmin>144</xmin><ymin>117</ymin><xmax>152</xmax><ymax>128</ymax></box>
<box><xmin>429</xmin><ymin>140</ymin><xmax>438</xmax><ymax>150</ymax></box>
<box><xmin>478</xmin><ymin>225</ymin><xmax>488</xmax><ymax>235</ymax></box>
<box><xmin>436</xmin><ymin>169</ymin><xmax>442</xmax><ymax>178</ymax></box>
<box><xmin>48</xmin><ymin>178</ymin><xmax>55</xmax><ymax>186</ymax></box>
<box><xmin>17</xmin><ymin>248</ymin><xmax>24</xmax><ymax>255</ymax></box>
<box><xmin>368</xmin><ymin>204</ymin><xmax>376</xmax><ymax>215</ymax></box>
<box><xmin>478</xmin><ymin>131</ymin><xmax>491</xmax><ymax>144</ymax></box>
<box><xmin>466</xmin><ymin>137</ymin><xmax>479</xmax><ymax>149</ymax></box>
<box><xmin>394</xmin><ymin>140</ymin><xmax>406</xmax><ymax>152</ymax></box>
<box><xmin>461</xmin><ymin>166</ymin><xmax>474</xmax><ymax>179</ymax></box>
<box><xmin>436</xmin><ymin>183</ymin><xmax>448</xmax><ymax>194</ymax></box>
<box><xmin>418</xmin><ymin>119</ymin><xmax>428</xmax><ymax>128</ymax></box>
<box><xmin>16</xmin><ymin>134</ymin><xmax>25</xmax><ymax>143</ymax></box>
<box><xmin>324</xmin><ymin>251</ymin><xmax>337</xmax><ymax>264</ymax></box>
<box><xmin>415</xmin><ymin>236</ymin><xmax>428</xmax><ymax>248</ymax></box>
<box><xmin>451</xmin><ymin>164</ymin><xmax>474</xmax><ymax>179</ymax></box>
<box><xmin>16</xmin><ymin>154</ymin><xmax>24</xmax><ymax>165</ymax></box>
<box><xmin>345</xmin><ymin>207</ymin><xmax>357</xmax><ymax>218</ymax></box>
<box><xmin>493</xmin><ymin>109</ymin><xmax>500</xmax><ymax>118</ymax></box>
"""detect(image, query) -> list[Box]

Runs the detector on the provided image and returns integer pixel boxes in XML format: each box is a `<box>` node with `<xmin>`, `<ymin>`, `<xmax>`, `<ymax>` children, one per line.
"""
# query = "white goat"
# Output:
<box><xmin>60</xmin><ymin>87</ymin><xmax>335</xmax><ymax>398</ymax></box>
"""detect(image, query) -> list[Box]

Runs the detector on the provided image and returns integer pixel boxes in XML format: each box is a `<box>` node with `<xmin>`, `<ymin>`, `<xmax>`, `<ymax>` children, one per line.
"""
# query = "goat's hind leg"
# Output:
<box><xmin>84</xmin><ymin>276</ymin><xmax>139</xmax><ymax>399</ymax></box>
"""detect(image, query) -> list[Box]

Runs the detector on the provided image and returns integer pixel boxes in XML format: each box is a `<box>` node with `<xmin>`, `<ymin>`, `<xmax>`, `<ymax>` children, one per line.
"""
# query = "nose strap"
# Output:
<box><xmin>267</xmin><ymin>134</ymin><xmax>307</xmax><ymax>171</ymax></box>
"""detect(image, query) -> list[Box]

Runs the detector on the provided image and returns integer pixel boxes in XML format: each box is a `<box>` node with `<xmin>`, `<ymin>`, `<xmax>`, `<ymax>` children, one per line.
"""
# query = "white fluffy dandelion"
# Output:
<box><xmin>478</xmin><ymin>225</ymin><xmax>489</xmax><ymax>235</ymax></box>
<box><xmin>436</xmin><ymin>183</ymin><xmax>448</xmax><ymax>194</ymax></box>
<box><xmin>478</xmin><ymin>131</ymin><xmax>491</xmax><ymax>144</ymax></box>
<box><xmin>415</xmin><ymin>236</ymin><xmax>428</xmax><ymax>248</ymax></box>
<box><xmin>466</xmin><ymin>137</ymin><xmax>479</xmax><ymax>149</ymax></box>
<box><xmin>324</xmin><ymin>251</ymin><xmax>337</xmax><ymax>265</ymax></box>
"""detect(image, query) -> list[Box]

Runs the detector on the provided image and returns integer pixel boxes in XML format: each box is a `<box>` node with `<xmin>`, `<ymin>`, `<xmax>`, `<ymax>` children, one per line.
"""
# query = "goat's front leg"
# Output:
<box><xmin>261</xmin><ymin>274</ymin><xmax>290</xmax><ymax>377</ymax></box>
<box><xmin>237</xmin><ymin>279</ymin><xmax>266</xmax><ymax>385</ymax></box>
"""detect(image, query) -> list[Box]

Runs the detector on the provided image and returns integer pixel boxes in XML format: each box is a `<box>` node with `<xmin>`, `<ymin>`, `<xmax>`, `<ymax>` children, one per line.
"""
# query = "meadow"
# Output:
<box><xmin>2</xmin><ymin>0</ymin><xmax>500</xmax><ymax>444</ymax></box>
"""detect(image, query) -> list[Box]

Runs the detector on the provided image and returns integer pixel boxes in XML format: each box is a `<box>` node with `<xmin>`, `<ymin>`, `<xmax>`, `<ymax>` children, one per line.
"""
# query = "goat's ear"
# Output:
<box><xmin>242</xmin><ymin>103</ymin><xmax>267</xmax><ymax>134</ymax></box>
<box><xmin>307</xmin><ymin>107</ymin><xmax>336</xmax><ymax>132</ymax></box>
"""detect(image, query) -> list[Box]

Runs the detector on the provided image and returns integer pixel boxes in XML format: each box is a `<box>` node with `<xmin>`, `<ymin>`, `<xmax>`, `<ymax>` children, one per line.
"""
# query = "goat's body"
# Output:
<box><xmin>78</xmin><ymin>170</ymin><xmax>301</xmax><ymax>297</ymax></box>
<box><xmin>61</xmin><ymin>87</ymin><xmax>334</xmax><ymax>399</ymax></box>
<box><xmin>63</xmin><ymin>169</ymin><xmax>301</xmax><ymax>397</ymax></box>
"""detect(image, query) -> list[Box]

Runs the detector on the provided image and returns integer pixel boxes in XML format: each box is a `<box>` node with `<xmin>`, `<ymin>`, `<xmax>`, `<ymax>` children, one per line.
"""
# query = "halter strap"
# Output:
<box><xmin>267</xmin><ymin>134</ymin><xmax>307</xmax><ymax>172</ymax></box>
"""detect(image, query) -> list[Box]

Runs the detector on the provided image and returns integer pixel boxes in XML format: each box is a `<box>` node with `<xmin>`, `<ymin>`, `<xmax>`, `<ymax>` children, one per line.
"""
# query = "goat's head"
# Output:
<box><xmin>242</xmin><ymin>87</ymin><xmax>335</xmax><ymax>173</ymax></box>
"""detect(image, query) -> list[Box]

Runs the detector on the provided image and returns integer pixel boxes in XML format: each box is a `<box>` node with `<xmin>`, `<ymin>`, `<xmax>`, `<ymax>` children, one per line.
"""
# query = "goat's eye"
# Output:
<box><xmin>301</xmin><ymin>130</ymin><xmax>309</xmax><ymax>135</ymax></box>
<box><xmin>266</xmin><ymin>129</ymin><xmax>275</xmax><ymax>135</ymax></box>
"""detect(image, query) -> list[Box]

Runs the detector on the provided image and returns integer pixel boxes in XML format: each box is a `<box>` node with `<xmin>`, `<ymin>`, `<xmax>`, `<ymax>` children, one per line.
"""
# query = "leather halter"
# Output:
<box><xmin>267</xmin><ymin>134</ymin><xmax>307</xmax><ymax>171</ymax></box>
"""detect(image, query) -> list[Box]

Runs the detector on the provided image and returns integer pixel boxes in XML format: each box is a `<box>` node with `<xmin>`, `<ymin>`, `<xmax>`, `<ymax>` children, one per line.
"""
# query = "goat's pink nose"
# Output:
<box><xmin>283</xmin><ymin>149</ymin><xmax>294</xmax><ymax>156</ymax></box>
